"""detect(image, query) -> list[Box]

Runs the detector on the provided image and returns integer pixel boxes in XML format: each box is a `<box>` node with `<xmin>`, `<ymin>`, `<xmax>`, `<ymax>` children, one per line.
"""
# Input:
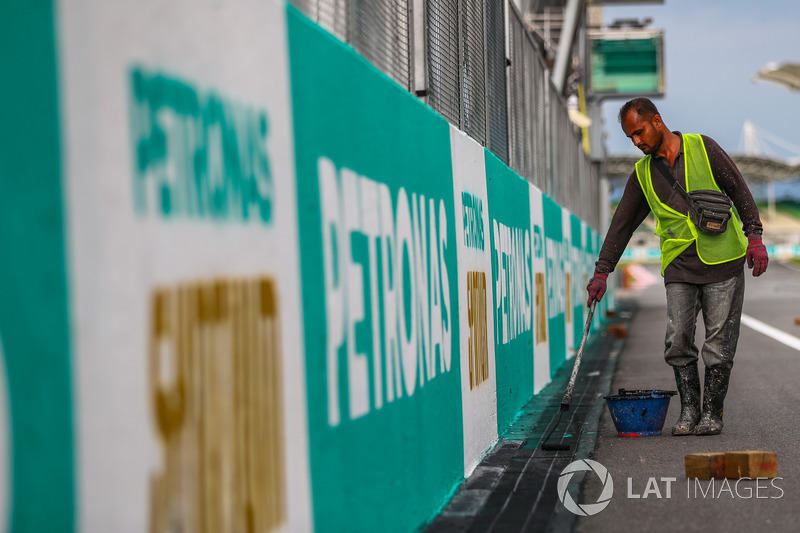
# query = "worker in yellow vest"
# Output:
<box><xmin>586</xmin><ymin>98</ymin><xmax>769</xmax><ymax>436</ymax></box>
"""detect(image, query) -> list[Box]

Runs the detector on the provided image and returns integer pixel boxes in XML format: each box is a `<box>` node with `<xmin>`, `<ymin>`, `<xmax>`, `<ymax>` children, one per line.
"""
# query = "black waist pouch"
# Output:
<box><xmin>686</xmin><ymin>189</ymin><xmax>732</xmax><ymax>234</ymax></box>
<box><xmin>652</xmin><ymin>158</ymin><xmax>733</xmax><ymax>235</ymax></box>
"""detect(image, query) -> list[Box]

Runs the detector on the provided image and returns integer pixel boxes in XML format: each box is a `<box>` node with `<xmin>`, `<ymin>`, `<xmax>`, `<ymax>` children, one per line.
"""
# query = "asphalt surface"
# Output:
<box><xmin>573</xmin><ymin>261</ymin><xmax>800</xmax><ymax>533</ymax></box>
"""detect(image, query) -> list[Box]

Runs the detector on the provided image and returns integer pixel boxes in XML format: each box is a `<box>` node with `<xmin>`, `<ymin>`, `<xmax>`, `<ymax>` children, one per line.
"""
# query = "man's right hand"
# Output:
<box><xmin>586</xmin><ymin>271</ymin><xmax>609</xmax><ymax>306</ymax></box>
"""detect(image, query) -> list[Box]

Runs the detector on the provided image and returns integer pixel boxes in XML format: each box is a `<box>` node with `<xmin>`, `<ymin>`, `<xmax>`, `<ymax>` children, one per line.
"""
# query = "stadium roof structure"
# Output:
<box><xmin>605</xmin><ymin>154</ymin><xmax>800</xmax><ymax>182</ymax></box>
<box><xmin>753</xmin><ymin>62</ymin><xmax>800</xmax><ymax>92</ymax></box>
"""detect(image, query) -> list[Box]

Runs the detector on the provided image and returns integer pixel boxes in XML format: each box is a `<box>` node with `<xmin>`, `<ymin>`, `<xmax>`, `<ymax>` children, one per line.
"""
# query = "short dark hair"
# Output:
<box><xmin>618</xmin><ymin>97</ymin><xmax>660</xmax><ymax>123</ymax></box>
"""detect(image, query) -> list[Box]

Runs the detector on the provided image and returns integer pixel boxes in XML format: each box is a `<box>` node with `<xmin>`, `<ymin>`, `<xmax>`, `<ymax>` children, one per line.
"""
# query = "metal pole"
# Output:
<box><xmin>552</xmin><ymin>0</ymin><xmax>585</xmax><ymax>95</ymax></box>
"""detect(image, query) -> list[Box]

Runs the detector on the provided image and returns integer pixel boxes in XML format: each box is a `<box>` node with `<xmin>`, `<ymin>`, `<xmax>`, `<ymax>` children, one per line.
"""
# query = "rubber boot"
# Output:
<box><xmin>695</xmin><ymin>366</ymin><xmax>731</xmax><ymax>436</ymax></box>
<box><xmin>672</xmin><ymin>364</ymin><xmax>701</xmax><ymax>436</ymax></box>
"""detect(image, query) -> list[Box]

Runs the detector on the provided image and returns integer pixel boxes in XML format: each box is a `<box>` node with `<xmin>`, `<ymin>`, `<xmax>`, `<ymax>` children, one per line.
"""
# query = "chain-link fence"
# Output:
<box><xmin>486</xmin><ymin>0</ymin><xmax>509</xmax><ymax>163</ymax></box>
<box><xmin>426</xmin><ymin>0</ymin><xmax>461</xmax><ymax>125</ymax></box>
<box><xmin>295</xmin><ymin>0</ymin><xmax>412</xmax><ymax>88</ymax></box>
<box><xmin>291</xmin><ymin>0</ymin><xmax>600</xmax><ymax>231</ymax></box>
<box><xmin>507</xmin><ymin>5</ymin><xmax>549</xmax><ymax>191</ymax></box>
<box><xmin>460</xmin><ymin>1</ymin><xmax>487</xmax><ymax>145</ymax></box>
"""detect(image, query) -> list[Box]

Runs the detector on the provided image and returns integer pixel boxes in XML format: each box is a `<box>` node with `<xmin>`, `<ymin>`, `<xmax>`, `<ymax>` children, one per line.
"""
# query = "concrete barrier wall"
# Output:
<box><xmin>0</xmin><ymin>1</ymin><xmax>608</xmax><ymax>531</ymax></box>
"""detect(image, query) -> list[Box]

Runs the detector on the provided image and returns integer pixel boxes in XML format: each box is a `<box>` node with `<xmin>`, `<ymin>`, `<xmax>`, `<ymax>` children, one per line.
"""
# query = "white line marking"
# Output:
<box><xmin>779</xmin><ymin>261</ymin><xmax>800</xmax><ymax>274</ymax></box>
<box><xmin>741</xmin><ymin>314</ymin><xmax>800</xmax><ymax>352</ymax></box>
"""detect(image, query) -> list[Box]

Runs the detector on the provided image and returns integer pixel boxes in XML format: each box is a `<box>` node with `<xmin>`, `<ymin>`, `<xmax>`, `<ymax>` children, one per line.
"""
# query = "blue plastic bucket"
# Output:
<box><xmin>603</xmin><ymin>389</ymin><xmax>677</xmax><ymax>437</ymax></box>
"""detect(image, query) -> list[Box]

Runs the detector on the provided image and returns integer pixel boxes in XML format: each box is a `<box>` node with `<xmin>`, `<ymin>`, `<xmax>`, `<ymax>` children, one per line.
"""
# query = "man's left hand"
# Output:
<box><xmin>746</xmin><ymin>234</ymin><xmax>768</xmax><ymax>277</ymax></box>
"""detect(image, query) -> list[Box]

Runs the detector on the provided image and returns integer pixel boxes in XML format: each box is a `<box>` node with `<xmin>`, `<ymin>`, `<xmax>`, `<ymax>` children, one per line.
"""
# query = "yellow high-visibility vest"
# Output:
<box><xmin>635</xmin><ymin>134</ymin><xmax>747</xmax><ymax>275</ymax></box>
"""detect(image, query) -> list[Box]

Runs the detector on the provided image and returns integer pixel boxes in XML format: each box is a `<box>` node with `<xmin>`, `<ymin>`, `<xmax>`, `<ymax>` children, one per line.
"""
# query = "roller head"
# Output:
<box><xmin>541</xmin><ymin>443</ymin><xmax>571</xmax><ymax>451</ymax></box>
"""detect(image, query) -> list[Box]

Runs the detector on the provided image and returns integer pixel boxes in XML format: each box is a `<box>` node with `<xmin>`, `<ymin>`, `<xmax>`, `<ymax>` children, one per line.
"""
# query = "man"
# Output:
<box><xmin>587</xmin><ymin>98</ymin><xmax>768</xmax><ymax>436</ymax></box>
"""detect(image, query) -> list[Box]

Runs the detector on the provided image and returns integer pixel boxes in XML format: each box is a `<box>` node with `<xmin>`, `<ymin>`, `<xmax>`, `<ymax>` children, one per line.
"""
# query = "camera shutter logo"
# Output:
<box><xmin>557</xmin><ymin>459</ymin><xmax>614</xmax><ymax>516</ymax></box>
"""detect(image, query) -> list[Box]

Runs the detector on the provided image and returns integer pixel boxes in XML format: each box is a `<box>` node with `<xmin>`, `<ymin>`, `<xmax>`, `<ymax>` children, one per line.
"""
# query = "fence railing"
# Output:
<box><xmin>291</xmin><ymin>0</ymin><xmax>600</xmax><ymax>231</ymax></box>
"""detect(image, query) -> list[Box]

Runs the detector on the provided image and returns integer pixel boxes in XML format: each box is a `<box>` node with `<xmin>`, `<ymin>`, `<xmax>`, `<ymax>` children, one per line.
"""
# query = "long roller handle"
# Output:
<box><xmin>560</xmin><ymin>300</ymin><xmax>597</xmax><ymax>410</ymax></box>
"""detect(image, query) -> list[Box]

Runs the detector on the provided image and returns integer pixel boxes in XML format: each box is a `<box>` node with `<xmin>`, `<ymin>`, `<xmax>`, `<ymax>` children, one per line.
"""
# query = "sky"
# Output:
<box><xmin>598</xmin><ymin>0</ymin><xmax>800</xmax><ymax>160</ymax></box>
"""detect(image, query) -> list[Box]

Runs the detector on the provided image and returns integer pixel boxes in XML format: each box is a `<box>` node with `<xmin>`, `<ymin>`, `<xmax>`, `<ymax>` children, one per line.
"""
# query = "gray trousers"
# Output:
<box><xmin>664</xmin><ymin>271</ymin><xmax>745</xmax><ymax>370</ymax></box>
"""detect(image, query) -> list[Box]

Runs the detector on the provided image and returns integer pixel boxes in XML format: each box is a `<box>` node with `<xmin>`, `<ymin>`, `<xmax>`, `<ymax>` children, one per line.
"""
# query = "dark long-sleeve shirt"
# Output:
<box><xmin>596</xmin><ymin>133</ymin><xmax>763</xmax><ymax>284</ymax></box>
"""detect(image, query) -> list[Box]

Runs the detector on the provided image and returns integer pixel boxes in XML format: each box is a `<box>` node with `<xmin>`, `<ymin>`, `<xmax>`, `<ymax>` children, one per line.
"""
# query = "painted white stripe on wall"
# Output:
<box><xmin>529</xmin><ymin>187</ymin><xmax>550</xmax><ymax>393</ymax></box>
<box><xmin>741</xmin><ymin>314</ymin><xmax>800</xmax><ymax>352</ymax></box>
<box><xmin>59</xmin><ymin>1</ymin><xmax>311</xmax><ymax>530</ymax></box>
<box><xmin>450</xmin><ymin>127</ymin><xmax>498</xmax><ymax>477</ymax></box>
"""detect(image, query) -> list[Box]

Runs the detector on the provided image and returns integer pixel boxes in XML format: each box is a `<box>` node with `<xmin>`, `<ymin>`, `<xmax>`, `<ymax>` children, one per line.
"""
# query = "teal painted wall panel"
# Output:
<box><xmin>571</xmin><ymin>214</ymin><xmax>586</xmax><ymax>348</ymax></box>
<box><xmin>287</xmin><ymin>7</ymin><xmax>463</xmax><ymax>532</ymax></box>
<box><xmin>485</xmin><ymin>154</ymin><xmax>534</xmax><ymax>433</ymax></box>
<box><xmin>0</xmin><ymin>1</ymin><xmax>75</xmax><ymax>531</ymax></box>
<box><xmin>542</xmin><ymin>195</ymin><xmax>567</xmax><ymax>376</ymax></box>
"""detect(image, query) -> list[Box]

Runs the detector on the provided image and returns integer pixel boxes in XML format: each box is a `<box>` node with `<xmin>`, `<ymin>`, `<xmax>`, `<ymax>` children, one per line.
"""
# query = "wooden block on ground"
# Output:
<box><xmin>607</xmin><ymin>324</ymin><xmax>627</xmax><ymax>338</ymax></box>
<box><xmin>794</xmin><ymin>317</ymin><xmax>800</xmax><ymax>326</ymax></box>
<box><xmin>724</xmin><ymin>451</ymin><xmax>778</xmax><ymax>479</ymax></box>
<box><xmin>685</xmin><ymin>452</ymin><xmax>726</xmax><ymax>479</ymax></box>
